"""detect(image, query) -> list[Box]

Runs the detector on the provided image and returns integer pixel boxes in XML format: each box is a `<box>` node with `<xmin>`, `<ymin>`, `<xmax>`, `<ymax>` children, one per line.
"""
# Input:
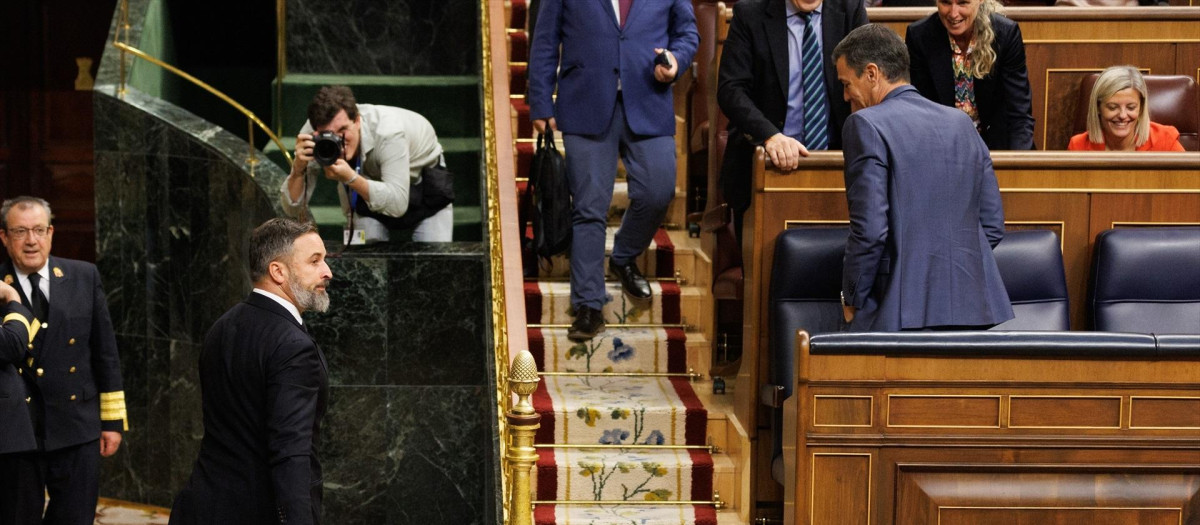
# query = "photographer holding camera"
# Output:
<box><xmin>282</xmin><ymin>85</ymin><xmax>454</xmax><ymax>243</ymax></box>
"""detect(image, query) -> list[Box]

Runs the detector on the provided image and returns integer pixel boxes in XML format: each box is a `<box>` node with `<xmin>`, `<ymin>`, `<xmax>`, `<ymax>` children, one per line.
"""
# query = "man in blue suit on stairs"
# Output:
<box><xmin>528</xmin><ymin>0</ymin><xmax>699</xmax><ymax>341</ymax></box>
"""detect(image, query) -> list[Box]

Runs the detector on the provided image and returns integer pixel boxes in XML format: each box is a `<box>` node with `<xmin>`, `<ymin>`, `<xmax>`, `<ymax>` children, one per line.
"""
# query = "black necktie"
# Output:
<box><xmin>28</xmin><ymin>273</ymin><xmax>49</xmax><ymax>322</ymax></box>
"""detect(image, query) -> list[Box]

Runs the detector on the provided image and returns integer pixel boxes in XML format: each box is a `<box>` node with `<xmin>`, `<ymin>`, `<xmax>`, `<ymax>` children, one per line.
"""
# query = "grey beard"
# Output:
<box><xmin>289</xmin><ymin>278</ymin><xmax>330</xmax><ymax>313</ymax></box>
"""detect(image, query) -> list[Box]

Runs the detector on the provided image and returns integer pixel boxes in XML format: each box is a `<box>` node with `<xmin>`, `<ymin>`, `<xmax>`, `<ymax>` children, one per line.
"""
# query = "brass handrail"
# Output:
<box><xmin>113</xmin><ymin>0</ymin><xmax>292</xmax><ymax>169</ymax></box>
<box><xmin>276</xmin><ymin>0</ymin><xmax>286</xmax><ymax>137</ymax></box>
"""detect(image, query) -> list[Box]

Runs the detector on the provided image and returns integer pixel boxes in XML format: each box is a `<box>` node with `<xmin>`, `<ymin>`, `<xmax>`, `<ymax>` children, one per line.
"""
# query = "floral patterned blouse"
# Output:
<box><xmin>949</xmin><ymin>35</ymin><xmax>982</xmax><ymax>133</ymax></box>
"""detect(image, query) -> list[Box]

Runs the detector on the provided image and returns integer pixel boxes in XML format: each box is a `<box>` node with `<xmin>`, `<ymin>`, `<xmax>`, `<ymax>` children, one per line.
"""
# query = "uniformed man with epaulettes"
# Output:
<box><xmin>0</xmin><ymin>196</ymin><xmax>127</xmax><ymax>525</ymax></box>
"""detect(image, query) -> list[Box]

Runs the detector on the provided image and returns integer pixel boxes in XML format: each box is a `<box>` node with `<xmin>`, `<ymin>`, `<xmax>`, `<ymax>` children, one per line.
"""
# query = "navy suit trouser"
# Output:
<box><xmin>0</xmin><ymin>440</ymin><xmax>99</xmax><ymax>525</ymax></box>
<box><xmin>563</xmin><ymin>97</ymin><xmax>676</xmax><ymax>310</ymax></box>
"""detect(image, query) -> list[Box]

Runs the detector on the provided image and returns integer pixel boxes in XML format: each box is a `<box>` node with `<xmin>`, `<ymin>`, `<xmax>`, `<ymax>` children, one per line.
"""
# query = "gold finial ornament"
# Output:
<box><xmin>508</xmin><ymin>350</ymin><xmax>540</xmax><ymax>415</ymax></box>
<box><xmin>506</xmin><ymin>350</ymin><xmax>541</xmax><ymax>525</ymax></box>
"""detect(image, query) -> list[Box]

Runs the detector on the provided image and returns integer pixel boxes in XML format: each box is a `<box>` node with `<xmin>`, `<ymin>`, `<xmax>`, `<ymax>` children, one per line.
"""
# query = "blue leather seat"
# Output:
<box><xmin>1090</xmin><ymin>227</ymin><xmax>1200</xmax><ymax>334</ymax></box>
<box><xmin>766</xmin><ymin>227</ymin><xmax>848</xmax><ymax>483</ymax></box>
<box><xmin>991</xmin><ymin>230</ymin><xmax>1070</xmax><ymax>330</ymax></box>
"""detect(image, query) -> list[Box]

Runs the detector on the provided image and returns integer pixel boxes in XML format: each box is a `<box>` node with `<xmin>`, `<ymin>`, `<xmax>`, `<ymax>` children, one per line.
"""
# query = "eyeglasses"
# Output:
<box><xmin>5</xmin><ymin>226</ymin><xmax>51</xmax><ymax>239</ymax></box>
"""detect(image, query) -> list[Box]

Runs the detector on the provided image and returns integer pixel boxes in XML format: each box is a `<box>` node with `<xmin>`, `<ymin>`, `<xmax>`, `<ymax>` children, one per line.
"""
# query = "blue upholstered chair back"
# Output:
<box><xmin>991</xmin><ymin>230</ymin><xmax>1070</xmax><ymax>330</ymax></box>
<box><xmin>1090</xmin><ymin>227</ymin><xmax>1200</xmax><ymax>334</ymax></box>
<box><xmin>767</xmin><ymin>227</ymin><xmax>848</xmax><ymax>483</ymax></box>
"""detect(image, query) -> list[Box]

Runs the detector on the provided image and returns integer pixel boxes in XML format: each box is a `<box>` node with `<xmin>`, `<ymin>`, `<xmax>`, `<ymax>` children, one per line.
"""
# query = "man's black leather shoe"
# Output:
<box><xmin>568</xmin><ymin>305</ymin><xmax>606</xmax><ymax>341</ymax></box>
<box><xmin>609</xmin><ymin>259</ymin><xmax>652</xmax><ymax>299</ymax></box>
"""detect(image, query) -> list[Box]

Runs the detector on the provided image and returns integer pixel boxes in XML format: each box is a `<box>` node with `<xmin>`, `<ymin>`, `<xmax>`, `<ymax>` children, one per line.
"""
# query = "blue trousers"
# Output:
<box><xmin>563</xmin><ymin>99</ymin><xmax>676</xmax><ymax>310</ymax></box>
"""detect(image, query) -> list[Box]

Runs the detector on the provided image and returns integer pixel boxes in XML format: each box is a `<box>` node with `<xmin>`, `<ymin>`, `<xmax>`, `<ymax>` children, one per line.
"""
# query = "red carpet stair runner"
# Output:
<box><xmin>525</xmin><ymin>231</ymin><xmax>720</xmax><ymax>525</ymax></box>
<box><xmin>509</xmin><ymin>0</ymin><xmax>729</xmax><ymax>521</ymax></box>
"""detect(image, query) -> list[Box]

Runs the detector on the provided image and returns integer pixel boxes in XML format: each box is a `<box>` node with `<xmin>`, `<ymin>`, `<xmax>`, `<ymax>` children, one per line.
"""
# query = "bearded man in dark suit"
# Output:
<box><xmin>0</xmin><ymin>196</ymin><xmax>127</xmax><ymax>525</ymax></box>
<box><xmin>170</xmin><ymin>218</ymin><xmax>332</xmax><ymax>525</ymax></box>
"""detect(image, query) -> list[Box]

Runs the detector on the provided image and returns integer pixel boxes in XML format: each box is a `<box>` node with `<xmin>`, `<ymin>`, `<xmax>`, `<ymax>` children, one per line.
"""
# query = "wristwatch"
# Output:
<box><xmin>840</xmin><ymin>290</ymin><xmax>847</xmax><ymax>308</ymax></box>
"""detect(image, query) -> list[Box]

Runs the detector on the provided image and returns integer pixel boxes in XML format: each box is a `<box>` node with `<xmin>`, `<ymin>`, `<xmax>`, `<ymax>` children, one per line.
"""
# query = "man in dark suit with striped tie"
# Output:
<box><xmin>170</xmin><ymin>218</ymin><xmax>332</xmax><ymax>525</ymax></box>
<box><xmin>0</xmin><ymin>196</ymin><xmax>127</xmax><ymax>525</ymax></box>
<box><xmin>717</xmin><ymin>0</ymin><xmax>867</xmax><ymax>239</ymax></box>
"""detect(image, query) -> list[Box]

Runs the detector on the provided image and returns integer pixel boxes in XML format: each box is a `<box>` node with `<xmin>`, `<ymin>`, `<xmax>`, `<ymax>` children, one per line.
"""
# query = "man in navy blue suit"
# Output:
<box><xmin>528</xmin><ymin>0</ymin><xmax>699</xmax><ymax>341</ymax></box>
<box><xmin>832</xmin><ymin>25</ymin><xmax>1013</xmax><ymax>331</ymax></box>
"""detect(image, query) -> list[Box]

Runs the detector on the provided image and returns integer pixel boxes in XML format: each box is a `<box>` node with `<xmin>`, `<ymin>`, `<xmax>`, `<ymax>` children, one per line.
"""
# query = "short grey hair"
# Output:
<box><xmin>0</xmin><ymin>196</ymin><xmax>53</xmax><ymax>230</ymax></box>
<box><xmin>832</xmin><ymin>24</ymin><xmax>910</xmax><ymax>83</ymax></box>
<box><xmin>248</xmin><ymin>218</ymin><xmax>319</xmax><ymax>283</ymax></box>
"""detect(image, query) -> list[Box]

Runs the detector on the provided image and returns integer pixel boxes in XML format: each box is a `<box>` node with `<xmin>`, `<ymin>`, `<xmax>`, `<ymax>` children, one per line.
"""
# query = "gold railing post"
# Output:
<box><xmin>247</xmin><ymin>119</ymin><xmax>260</xmax><ymax>167</ymax></box>
<box><xmin>506</xmin><ymin>351</ymin><xmax>541</xmax><ymax>525</ymax></box>
<box><xmin>117</xmin><ymin>0</ymin><xmax>130</xmax><ymax>96</ymax></box>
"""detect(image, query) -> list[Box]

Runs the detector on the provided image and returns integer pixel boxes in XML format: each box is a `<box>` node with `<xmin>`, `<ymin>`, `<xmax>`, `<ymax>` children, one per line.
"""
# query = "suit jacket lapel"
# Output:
<box><xmin>2</xmin><ymin>262</ymin><xmax>32</xmax><ymax>311</ymax></box>
<box><xmin>924</xmin><ymin>22</ymin><xmax>955</xmax><ymax>105</ymax></box>
<box><xmin>624</xmin><ymin>0</ymin><xmax>647</xmax><ymax>31</ymax></box>
<box><xmin>765</xmin><ymin>0</ymin><xmax>790</xmax><ymax>103</ymax></box>
<box><xmin>245</xmin><ymin>292</ymin><xmax>328</xmax><ymax>373</ymax></box>
<box><xmin>47</xmin><ymin>257</ymin><xmax>69</xmax><ymax>322</ymax></box>
<box><xmin>594</xmin><ymin>0</ymin><xmax>620</xmax><ymax>31</ymax></box>
<box><xmin>820</xmin><ymin>1</ymin><xmax>841</xmax><ymax>81</ymax></box>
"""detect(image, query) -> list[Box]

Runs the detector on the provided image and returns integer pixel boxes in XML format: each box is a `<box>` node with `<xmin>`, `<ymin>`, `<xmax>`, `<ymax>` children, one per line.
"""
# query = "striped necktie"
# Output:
<box><xmin>800</xmin><ymin>12</ymin><xmax>829</xmax><ymax>150</ymax></box>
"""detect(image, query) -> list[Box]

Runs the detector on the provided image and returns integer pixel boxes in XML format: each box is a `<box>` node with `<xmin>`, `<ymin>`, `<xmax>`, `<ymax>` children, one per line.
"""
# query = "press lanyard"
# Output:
<box><xmin>346</xmin><ymin>155</ymin><xmax>363</xmax><ymax>209</ymax></box>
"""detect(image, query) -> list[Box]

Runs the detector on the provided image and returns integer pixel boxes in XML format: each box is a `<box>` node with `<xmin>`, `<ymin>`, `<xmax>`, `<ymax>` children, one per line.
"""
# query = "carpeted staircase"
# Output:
<box><xmin>508</xmin><ymin>2</ymin><xmax>741</xmax><ymax>523</ymax></box>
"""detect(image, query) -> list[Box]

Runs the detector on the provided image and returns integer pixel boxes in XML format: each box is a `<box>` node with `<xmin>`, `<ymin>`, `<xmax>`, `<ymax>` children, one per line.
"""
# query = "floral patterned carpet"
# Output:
<box><xmin>94</xmin><ymin>498</ymin><xmax>169</xmax><ymax>525</ymax></box>
<box><xmin>526</xmin><ymin>228</ymin><xmax>719</xmax><ymax>525</ymax></box>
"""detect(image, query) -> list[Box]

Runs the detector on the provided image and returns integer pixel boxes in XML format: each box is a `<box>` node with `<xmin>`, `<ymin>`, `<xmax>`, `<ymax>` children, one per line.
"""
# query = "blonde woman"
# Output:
<box><xmin>905</xmin><ymin>0</ymin><xmax>1035</xmax><ymax>150</ymax></box>
<box><xmin>1069</xmin><ymin>66</ymin><xmax>1185</xmax><ymax>151</ymax></box>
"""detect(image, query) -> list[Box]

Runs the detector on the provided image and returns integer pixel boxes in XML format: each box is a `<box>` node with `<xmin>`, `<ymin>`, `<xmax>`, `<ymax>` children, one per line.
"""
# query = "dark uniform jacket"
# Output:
<box><xmin>717</xmin><ymin>0</ymin><xmax>867</xmax><ymax>213</ymax></box>
<box><xmin>906</xmin><ymin>13</ymin><xmax>1036</xmax><ymax>150</ymax></box>
<box><xmin>1</xmin><ymin>257</ymin><xmax>127</xmax><ymax>451</ymax></box>
<box><xmin>0</xmin><ymin>301</ymin><xmax>36</xmax><ymax>455</ymax></box>
<box><xmin>170</xmin><ymin>292</ymin><xmax>328</xmax><ymax>525</ymax></box>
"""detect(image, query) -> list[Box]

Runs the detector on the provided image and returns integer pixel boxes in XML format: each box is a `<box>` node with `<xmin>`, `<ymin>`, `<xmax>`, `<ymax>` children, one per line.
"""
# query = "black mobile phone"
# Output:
<box><xmin>654</xmin><ymin>52</ymin><xmax>671</xmax><ymax>68</ymax></box>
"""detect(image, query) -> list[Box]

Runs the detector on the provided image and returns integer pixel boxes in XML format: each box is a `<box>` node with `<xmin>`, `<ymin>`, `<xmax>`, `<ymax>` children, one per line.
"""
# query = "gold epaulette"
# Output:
<box><xmin>100</xmin><ymin>391</ymin><xmax>129</xmax><ymax>431</ymax></box>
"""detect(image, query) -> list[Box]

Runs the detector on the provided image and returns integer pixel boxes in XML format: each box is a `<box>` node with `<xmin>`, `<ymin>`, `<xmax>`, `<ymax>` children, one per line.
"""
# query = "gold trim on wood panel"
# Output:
<box><xmin>763</xmin><ymin>187</ymin><xmax>1200</xmax><ymax>194</ymax></box>
<box><xmin>1041</xmin><ymin>67</ymin><xmax>1152</xmax><ymax>150</ymax></box>
<box><xmin>812</xmin><ymin>395</ymin><xmax>874</xmax><ymax>428</ymax></box>
<box><xmin>1112</xmin><ymin>221</ymin><xmax>1200</xmax><ymax>228</ymax></box>
<box><xmin>763</xmin><ymin>187</ymin><xmax>846</xmax><ymax>193</ymax></box>
<box><xmin>1129</xmin><ymin>396</ymin><xmax>1200</xmax><ymax>430</ymax></box>
<box><xmin>1002</xmin><ymin>188</ymin><xmax>1200</xmax><ymax>194</ymax></box>
<box><xmin>1026</xmin><ymin>39</ymin><xmax>1200</xmax><ymax>44</ymax></box>
<box><xmin>811</xmin><ymin>453</ymin><xmax>873</xmax><ymax>525</ymax></box>
<box><xmin>886</xmin><ymin>394</ymin><xmax>1003</xmax><ymax>429</ymax></box>
<box><xmin>1004</xmin><ymin>221</ymin><xmax>1066</xmax><ymax>252</ymax></box>
<box><xmin>1007</xmin><ymin>395</ymin><xmax>1123</xmax><ymax>429</ymax></box>
<box><xmin>936</xmin><ymin>506</ymin><xmax>1184</xmax><ymax>525</ymax></box>
<box><xmin>784</xmin><ymin>219</ymin><xmax>851</xmax><ymax>229</ymax></box>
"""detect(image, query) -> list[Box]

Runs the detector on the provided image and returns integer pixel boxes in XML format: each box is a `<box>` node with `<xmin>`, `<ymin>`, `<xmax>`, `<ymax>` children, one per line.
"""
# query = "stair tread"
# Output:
<box><xmin>534</xmin><ymin>446</ymin><xmax>715</xmax><ymax>507</ymax></box>
<box><xmin>535</xmin><ymin>376</ymin><xmax>707</xmax><ymax>447</ymax></box>
<box><xmin>304</xmin><ymin>205</ymin><xmax>482</xmax><ymax>226</ymax></box>
<box><xmin>265</xmin><ymin>136</ymin><xmax>480</xmax><ymax>152</ymax></box>
<box><xmin>280</xmin><ymin>73</ymin><xmax>479</xmax><ymax>86</ymax></box>
<box><xmin>534</xmin><ymin>504</ymin><xmax>720</xmax><ymax>525</ymax></box>
<box><xmin>530</xmin><ymin>327</ymin><xmax>691</xmax><ymax>375</ymax></box>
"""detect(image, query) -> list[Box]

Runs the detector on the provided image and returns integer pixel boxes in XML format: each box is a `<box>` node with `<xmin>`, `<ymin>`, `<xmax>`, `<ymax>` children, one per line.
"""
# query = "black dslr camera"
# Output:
<box><xmin>311</xmin><ymin>131</ymin><xmax>344</xmax><ymax>166</ymax></box>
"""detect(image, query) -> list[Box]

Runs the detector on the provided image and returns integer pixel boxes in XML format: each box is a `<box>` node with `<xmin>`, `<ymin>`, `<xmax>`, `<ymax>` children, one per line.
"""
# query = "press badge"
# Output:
<box><xmin>343</xmin><ymin>228</ymin><xmax>368</xmax><ymax>245</ymax></box>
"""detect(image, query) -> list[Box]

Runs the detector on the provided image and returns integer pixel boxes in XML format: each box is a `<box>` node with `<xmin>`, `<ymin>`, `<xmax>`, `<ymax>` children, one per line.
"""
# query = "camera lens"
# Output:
<box><xmin>311</xmin><ymin>131</ymin><xmax>344</xmax><ymax>166</ymax></box>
